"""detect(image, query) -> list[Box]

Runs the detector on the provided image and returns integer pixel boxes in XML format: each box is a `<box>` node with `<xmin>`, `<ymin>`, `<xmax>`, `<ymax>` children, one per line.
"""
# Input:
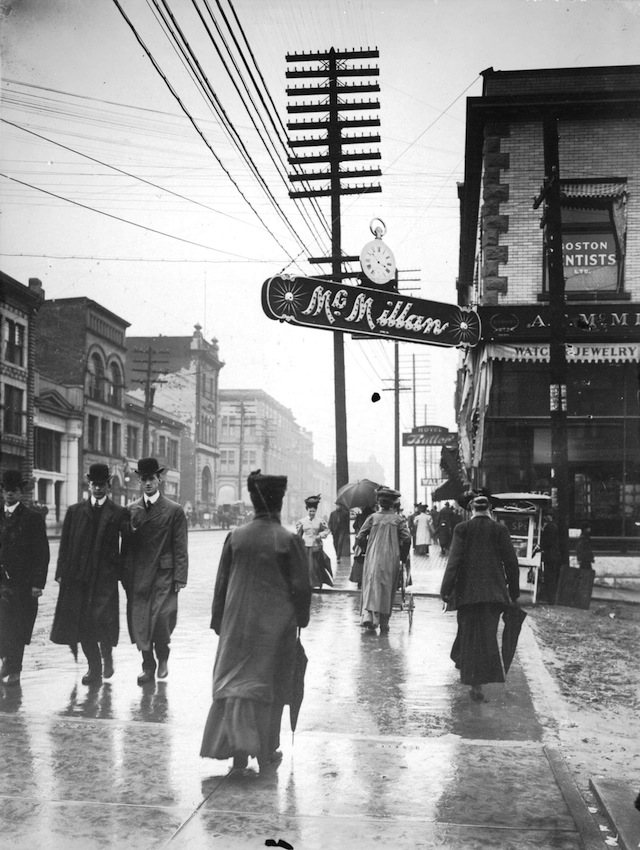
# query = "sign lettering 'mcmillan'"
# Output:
<box><xmin>261</xmin><ymin>276</ymin><xmax>481</xmax><ymax>348</ymax></box>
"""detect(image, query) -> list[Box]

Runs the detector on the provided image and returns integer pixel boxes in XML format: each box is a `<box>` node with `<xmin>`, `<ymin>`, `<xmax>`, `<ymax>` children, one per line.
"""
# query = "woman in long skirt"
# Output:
<box><xmin>356</xmin><ymin>488</ymin><xmax>411</xmax><ymax>633</ymax></box>
<box><xmin>296</xmin><ymin>495</ymin><xmax>332</xmax><ymax>590</ymax></box>
<box><xmin>440</xmin><ymin>489</ymin><xmax>521</xmax><ymax>701</ymax></box>
<box><xmin>200</xmin><ymin>471</ymin><xmax>311</xmax><ymax>775</ymax></box>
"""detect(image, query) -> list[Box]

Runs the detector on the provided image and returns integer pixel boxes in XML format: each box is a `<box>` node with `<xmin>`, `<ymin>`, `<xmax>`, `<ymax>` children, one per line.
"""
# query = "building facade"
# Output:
<box><xmin>35</xmin><ymin>297</ymin><xmax>131</xmax><ymax>503</ymax></box>
<box><xmin>456</xmin><ymin>65</ymin><xmax>640</xmax><ymax>542</ymax></box>
<box><xmin>123</xmin><ymin>393</ymin><xmax>184</xmax><ymax>505</ymax></box>
<box><xmin>217</xmin><ymin>389</ymin><xmax>332</xmax><ymax>523</ymax></box>
<box><xmin>125</xmin><ymin>326</ymin><xmax>224</xmax><ymax>515</ymax></box>
<box><xmin>0</xmin><ymin>272</ymin><xmax>45</xmax><ymax>481</ymax></box>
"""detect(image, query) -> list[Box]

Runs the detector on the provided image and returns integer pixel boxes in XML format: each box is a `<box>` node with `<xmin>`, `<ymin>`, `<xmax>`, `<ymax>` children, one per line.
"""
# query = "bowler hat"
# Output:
<box><xmin>135</xmin><ymin>457</ymin><xmax>165</xmax><ymax>477</ymax></box>
<box><xmin>86</xmin><ymin>463</ymin><xmax>112</xmax><ymax>483</ymax></box>
<box><xmin>1</xmin><ymin>469</ymin><xmax>26</xmax><ymax>491</ymax></box>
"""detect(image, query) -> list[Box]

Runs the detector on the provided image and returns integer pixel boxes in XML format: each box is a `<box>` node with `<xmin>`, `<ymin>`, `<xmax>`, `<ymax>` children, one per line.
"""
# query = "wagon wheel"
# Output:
<box><xmin>399</xmin><ymin>561</ymin><xmax>407</xmax><ymax>606</ymax></box>
<box><xmin>407</xmin><ymin>592</ymin><xmax>415</xmax><ymax>629</ymax></box>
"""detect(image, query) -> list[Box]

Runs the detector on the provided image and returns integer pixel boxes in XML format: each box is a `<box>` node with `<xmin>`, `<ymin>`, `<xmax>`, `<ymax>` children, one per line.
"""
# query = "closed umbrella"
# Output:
<box><xmin>289</xmin><ymin>631</ymin><xmax>308</xmax><ymax>736</ymax></box>
<box><xmin>501</xmin><ymin>605</ymin><xmax>527</xmax><ymax>673</ymax></box>
<box><xmin>335</xmin><ymin>479</ymin><xmax>380</xmax><ymax>510</ymax></box>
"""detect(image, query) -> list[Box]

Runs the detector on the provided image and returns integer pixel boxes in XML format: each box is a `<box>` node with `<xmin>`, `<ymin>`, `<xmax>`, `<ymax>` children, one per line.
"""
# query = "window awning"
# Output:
<box><xmin>561</xmin><ymin>181</ymin><xmax>627</xmax><ymax>200</ymax></box>
<box><xmin>486</xmin><ymin>342</ymin><xmax>640</xmax><ymax>363</ymax></box>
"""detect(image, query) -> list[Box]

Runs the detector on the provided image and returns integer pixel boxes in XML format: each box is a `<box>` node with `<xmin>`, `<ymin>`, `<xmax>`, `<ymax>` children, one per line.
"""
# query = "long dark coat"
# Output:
<box><xmin>50</xmin><ymin>499</ymin><xmax>129</xmax><ymax>647</ymax></box>
<box><xmin>126</xmin><ymin>494</ymin><xmax>188</xmax><ymax>651</ymax></box>
<box><xmin>440</xmin><ymin>515</ymin><xmax>520</xmax><ymax>610</ymax></box>
<box><xmin>0</xmin><ymin>503</ymin><xmax>50</xmax><ymax>653</ymax></box>
<box><xmin>200</xmin><ymin>513</ymin><xmax>311</xmax><ymax>760</ymax></box>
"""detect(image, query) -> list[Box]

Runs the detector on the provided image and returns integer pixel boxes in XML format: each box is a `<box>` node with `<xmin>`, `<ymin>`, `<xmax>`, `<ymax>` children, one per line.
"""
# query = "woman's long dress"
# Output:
<box><xmin>200</xmin><ymin>515</ymin><xmax>311</xmax><ymax>764</ymax></box>
<box><xmin>357</xmin><ymin>511</ymin><xmax>411</xmax><ymax>627</ymax></box>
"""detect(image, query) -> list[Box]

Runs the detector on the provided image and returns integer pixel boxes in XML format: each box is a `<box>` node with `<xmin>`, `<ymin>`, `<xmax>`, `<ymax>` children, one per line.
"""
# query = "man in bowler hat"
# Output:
<box><xmin>51</xmin><ymin>463</ymin><xmax>130</xmax><ymax>684</ymax></box>
<box><xmin>0</xmin><ymin>470</ymin><xmax>50</xmax><ymax>685</ymax></box>
<box><xmin>126</xmin><ymin>458</ymin><xmax>188</xmax><ymax>684</ymax></box>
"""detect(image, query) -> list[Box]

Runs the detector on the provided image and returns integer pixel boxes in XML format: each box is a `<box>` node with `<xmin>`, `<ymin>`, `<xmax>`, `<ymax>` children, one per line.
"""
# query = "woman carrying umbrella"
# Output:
<box><xmin>200</xmin><ymin>470</ymin><xmax>311</xmax><ymax>775</ymax></box>
<box><xmin>440</xmin><ymin>489</ymin><xmax>523</xmax><ymax>702</ymax></box>
<box><xmin>296</xmin><ymin>495</ymin><xmax>332</xmax><ymax>590</ymax></box>
<box><xmin>355</xmin><ymin>487</ymin><xmax>411</xmax><ymax>633</ymax></box>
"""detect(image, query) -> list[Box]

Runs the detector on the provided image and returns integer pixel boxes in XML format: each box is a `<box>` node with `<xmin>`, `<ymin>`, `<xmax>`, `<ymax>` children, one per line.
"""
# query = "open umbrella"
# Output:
<box><xmin>335</xmin><ymin>479</ymin><xmax>380</xmax><ymax>510</ymax></box>
<box><xmin>501</xmin><ymin>605</ymin><xmax>527</xmax><ymax>673</ymax></box>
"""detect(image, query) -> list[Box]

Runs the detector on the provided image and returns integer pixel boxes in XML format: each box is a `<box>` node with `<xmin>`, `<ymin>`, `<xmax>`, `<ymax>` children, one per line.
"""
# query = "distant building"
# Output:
<box><xmin>35</xmin><ymin>296</ymin><xmax>130</xmax><ymax>502</ymax></box>
<box><xmin>349</xmin><ymin>455</ymin><xmax>386</xmax><ymax>487</ymax></box>
<box><xmin>0</xmin><ymin>272</ymin><xmax>45</xmax><ymax>481</ymax></box>
<box><xmin>217</xmin><ymin>389</ymin><xmax>330</xmax><ymax>522</ymax></box>
<box><xmin>123</xmin><ymin>393</ymin><xmax>184</xmax><ymax>505</ymax></box>
<box><xmin>125</xmin><ymin>325</ymin><xmax>224</xmax><ymax>514</ymax></box>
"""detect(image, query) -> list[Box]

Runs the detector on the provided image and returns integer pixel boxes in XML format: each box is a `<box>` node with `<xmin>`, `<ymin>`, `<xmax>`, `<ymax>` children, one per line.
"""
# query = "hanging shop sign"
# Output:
<box><xmin>262</xmin><ymin>275</ymin><xmax>481</xmax><ymax>348</ymax></box>
<box><xmin>402</xmin><ymin>430</ymin><xmax>458</xmax><ymax>447</ymax></box>
<box><xmin>478</xmin><ymin>303</ymin><xmax>640</xmax><ymax>342</ymax></box>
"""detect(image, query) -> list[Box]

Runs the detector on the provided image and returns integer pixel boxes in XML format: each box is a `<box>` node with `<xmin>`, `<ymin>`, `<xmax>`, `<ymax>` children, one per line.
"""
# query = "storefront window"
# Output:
<box><xmin>544</xmin><ymin>181</ymin><xmax>627</xmax><ymax>295</ymax></box>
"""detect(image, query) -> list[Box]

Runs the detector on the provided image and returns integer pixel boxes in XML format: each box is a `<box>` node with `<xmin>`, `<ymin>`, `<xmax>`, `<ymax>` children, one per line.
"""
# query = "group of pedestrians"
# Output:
<box><xmin>1</xmin><ymin>462</ymin><xmax>525</xmax><ymax>778</ymax></box>
<box><xmin>0</xmin><ymin>458</ymin><xmax>188</xmax><ymax>688</ymax></box>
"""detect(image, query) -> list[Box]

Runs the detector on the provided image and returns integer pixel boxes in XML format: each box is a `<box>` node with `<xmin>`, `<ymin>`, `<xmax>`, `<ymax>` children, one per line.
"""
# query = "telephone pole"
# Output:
<box><xmin>131</xmin><ymin>346</ymin><xmax>168</xmax><ymax>457</ymax></box>
<box><xmin>286</xmin><ymin>47</ymin><xmax>381</xmax><ymax>491</ymax></box>
<box><xmin>534</xmin><ymin>114</ymin><xmax>570</xmax><ymax>569</ymax></box>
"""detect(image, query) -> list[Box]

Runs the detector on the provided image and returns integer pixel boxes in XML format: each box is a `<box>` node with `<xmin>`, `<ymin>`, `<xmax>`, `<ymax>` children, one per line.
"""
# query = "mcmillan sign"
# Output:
<box><xmin>262</xmin><ymin>275</ymin><xmax>481</xmax><ymax>348</ymax></box>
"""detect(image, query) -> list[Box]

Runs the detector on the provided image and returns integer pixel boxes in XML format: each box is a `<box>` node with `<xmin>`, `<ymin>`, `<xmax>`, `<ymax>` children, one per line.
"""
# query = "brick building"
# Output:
<box><xmin>456</xmin><ymin>64</ymin><xmax>640</xmax><ymax>542</ymax></box>
<box><xmin>0</xmin><ymin>272</ymin><xmax>45</xmax><ymax>481</ymax></box>
<box><xmin>35</xmin><ymin>297</ymin><xmax>130</xmax><ymax>503</ymax></box>
<box><xmin>125</xmin><ymin>326</ymin><xmax>224</xmax><ymax>515</ymax></box>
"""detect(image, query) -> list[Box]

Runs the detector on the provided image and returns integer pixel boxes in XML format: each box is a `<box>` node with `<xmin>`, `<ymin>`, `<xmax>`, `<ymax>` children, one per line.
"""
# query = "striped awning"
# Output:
<box><xmin>560</xmin><ymin>181</ymin><xmax>627</xmax><ymax>200</ymax></box>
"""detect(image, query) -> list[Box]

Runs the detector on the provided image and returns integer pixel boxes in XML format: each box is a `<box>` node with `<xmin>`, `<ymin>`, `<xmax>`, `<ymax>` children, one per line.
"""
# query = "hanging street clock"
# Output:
<box><xmin>360</xmin><ymin>219</ymin><xmax>397</xmax><ymax>285</ymax></box>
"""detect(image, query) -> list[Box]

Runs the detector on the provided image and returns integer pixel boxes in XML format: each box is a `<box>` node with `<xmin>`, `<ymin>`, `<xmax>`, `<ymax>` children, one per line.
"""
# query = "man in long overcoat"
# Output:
<box><xmin>0</xmin><ymin>469</ymin><xmax>50</xmax><ymax>685</ymax></box>
<box><xmin>126</xmin><ymin>457</ymin><xmax>188</xmax><ymax>685</ymax></box>
<box><xmin>328</xmin><ymin>503</ymin><xmax>351</xmax><ymax>563</ymax></box>
<box><xmin>50</xmin><ymin>463</ymin><xmax>130</xmax><ymax>684</ymax></box>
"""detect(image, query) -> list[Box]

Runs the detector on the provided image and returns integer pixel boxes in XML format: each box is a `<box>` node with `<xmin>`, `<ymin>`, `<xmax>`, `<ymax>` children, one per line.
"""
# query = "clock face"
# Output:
<box><xmin>360</xmin><ymin>239</ymin><xmax>396</xmax><ymax>284</ymax></box>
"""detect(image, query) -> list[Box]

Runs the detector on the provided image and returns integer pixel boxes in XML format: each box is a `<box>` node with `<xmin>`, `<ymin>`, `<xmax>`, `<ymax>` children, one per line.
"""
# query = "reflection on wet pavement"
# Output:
<box><xmin>0</xmin><ymin>533</ymin><xmax>584</xmax><ymax>849</ymax></box>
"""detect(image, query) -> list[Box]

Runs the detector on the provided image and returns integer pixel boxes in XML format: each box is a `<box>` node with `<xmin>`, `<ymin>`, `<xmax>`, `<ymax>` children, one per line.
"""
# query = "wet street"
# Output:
<box><xmin>0</xmin><ymin>530</ymin><xmax>596</xmax><ymax>849</ymax></box>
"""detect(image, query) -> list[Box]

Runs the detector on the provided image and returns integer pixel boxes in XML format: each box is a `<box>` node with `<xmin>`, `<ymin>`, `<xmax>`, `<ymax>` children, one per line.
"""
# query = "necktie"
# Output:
<box><xmin>145</xmin><ymin>500</ymin><xmax>152</xmax><ymax>512</ymax></box>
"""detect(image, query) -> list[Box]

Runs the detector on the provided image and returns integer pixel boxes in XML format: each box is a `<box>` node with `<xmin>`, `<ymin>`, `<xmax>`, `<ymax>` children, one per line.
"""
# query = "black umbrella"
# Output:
<box><xmin>501</xmin><ymin>604</ymin><xmax>527</xmax><ymax>673</ymax></box>
<box><xmin>335</xmin><ymin>479</ymin><xmax>380</xmax><ymax>510</ymax></box>
<box><xmin>289</xmin><ymin>633</ymin><xmax>308</xmax><ymax>736</ymax></box>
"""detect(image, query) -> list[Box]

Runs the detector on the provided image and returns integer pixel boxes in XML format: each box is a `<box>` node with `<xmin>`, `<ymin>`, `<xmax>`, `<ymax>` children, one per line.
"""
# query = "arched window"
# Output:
<box><xmin>109</xmin><ymin>362</ymin><xmax>122</xmax><ymax>407</ymax></box>
<box><xmin>89</xmin><ymin>353</ymin><xmax>105</xmax><ymax>401</ymax></box>
<box><xmin>201</xmin><ymin>466</ymin><xmax>212</xmax><ymax>504</ymax></box>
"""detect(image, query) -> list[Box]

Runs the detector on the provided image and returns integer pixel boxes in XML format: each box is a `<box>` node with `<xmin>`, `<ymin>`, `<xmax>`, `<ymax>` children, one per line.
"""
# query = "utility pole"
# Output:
<box><xmin>237</xmin><ymin>402</ymin><xmax>245</xmax><ymax>503</ymax></box>
<box><xmin>131</xmin><ymin>347</ymin><xmax>168</xmax><ymax>457</ymax></box>
<box><xmin>382</xmin><ymin>343</ymin><xmax>410</xmax><ymax>491</ymax></box>
<box><xmin>533</xmin><ymin>114</ymin><xmax>570</xmax><ymax>569</ymax></box>
<box><xmin>412</xmin><ymin>354</ymin><xmax>417</xmax><ymax>504</ymax></box>
<box><xmin>286</xmin><ymin>47</ymin><xmax>381</xmax><ymax>491</ymax></box>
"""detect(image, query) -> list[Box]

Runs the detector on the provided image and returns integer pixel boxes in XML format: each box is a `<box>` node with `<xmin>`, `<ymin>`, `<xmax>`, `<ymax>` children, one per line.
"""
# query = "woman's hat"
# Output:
<box><xmin>304</xmin><ymin>494</ymin><xmax>321</xmax><ymax>508</ymax></box>
<box><xmin>458</xmin><ymin>487</ymin><xmax>496</xmax><ymax>510</ymax></box>
<box><xmin>247</xmin><ymin>469</ymin><xmax>287</xmax><ymax>497</ymax></box>
<box><xmin>135</xmin><ymin>457</ymin><xmax>165</xmax><ymax>477</ymax></box>
<box><xmin>86</xmin><ymin>463</ymin><xmax>112</xmax><ymax>483</ymax></box>
<box><xmin>1</xmin><ymin>469</ymin><xmax>26</xmax><ymax>490</ymax></box>
<box><xmin>376</xmin><ymin>486</ymin><xmax>401</xmax><ymax>501</ymax></box>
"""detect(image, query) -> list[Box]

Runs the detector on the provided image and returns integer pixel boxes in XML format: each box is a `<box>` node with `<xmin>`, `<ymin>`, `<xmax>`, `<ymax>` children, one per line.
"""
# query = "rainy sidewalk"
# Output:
<box><xmin>0</xmin><ymin>536</ymin><xmax>609</xmax><ymax>850</ymax></box>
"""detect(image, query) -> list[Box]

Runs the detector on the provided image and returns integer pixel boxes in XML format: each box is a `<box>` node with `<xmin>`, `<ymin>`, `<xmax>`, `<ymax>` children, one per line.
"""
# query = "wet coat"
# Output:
<box><xmin>0</xmin><ymin>503</ymin><xmax>49</xmax><ymax>652</ymax></box>
<box><xmin>440</xmin><ymin>514</ymin><xmax>520</xmax><ymax>610</ymax></box>
<box><xmin>50</xmin><ymin>498</ymin><xmax>130</xmax><ymax>647</ymax></box>
<box><xmin>126</xmin><ymin>494</ymin><xmax>188</xmax><ymax>651</ymax></box>
<box><xmin>356</xmin><ymin>510</ymin><xmax>411</xmax><ymax>618</ymax></box>
<box><xmin>200</xmin><ymin>512</ymin><xmax>311</xmax><ymax>760</ymax></box>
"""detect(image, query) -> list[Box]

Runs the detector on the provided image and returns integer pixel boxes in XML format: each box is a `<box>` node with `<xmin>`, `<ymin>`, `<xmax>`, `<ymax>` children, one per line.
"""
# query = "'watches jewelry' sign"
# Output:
<box><xmin>262</xmin><ymin>275</ymin><xmax>481</xmax><ymax>348</ymax></box>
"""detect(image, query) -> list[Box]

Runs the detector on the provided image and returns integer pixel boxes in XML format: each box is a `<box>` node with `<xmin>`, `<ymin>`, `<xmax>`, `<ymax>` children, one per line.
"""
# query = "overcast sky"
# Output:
<box><xmin>2</xmin><ymin>0</ymin><xmax>640</xmax><ymax>496</ymax></box>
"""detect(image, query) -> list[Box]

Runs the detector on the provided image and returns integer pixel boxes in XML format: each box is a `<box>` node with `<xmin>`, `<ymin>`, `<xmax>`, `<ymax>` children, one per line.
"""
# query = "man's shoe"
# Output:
<box><xmin>2</xmin><ymin>673</ymin><xmax>20</xmax><ymax>686</ymax></box>
<box><xmin>157</xmin><ymin>660</ymin><xmax>168</xmax><ymax>679</ymax></box>
<box><xmin>82</xmin><ymin>668</ymin><xmax>102</xmax><ymax>685</ymax></box>
<box><xmin>137</xmin><ymin>669</ymin><xmax>155</xmax><ymax>685</ymax></box>
<box><xmin>102</xmin><ymin>658</ymin><xmax>114</xmax><ymax>679</ymax></box>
